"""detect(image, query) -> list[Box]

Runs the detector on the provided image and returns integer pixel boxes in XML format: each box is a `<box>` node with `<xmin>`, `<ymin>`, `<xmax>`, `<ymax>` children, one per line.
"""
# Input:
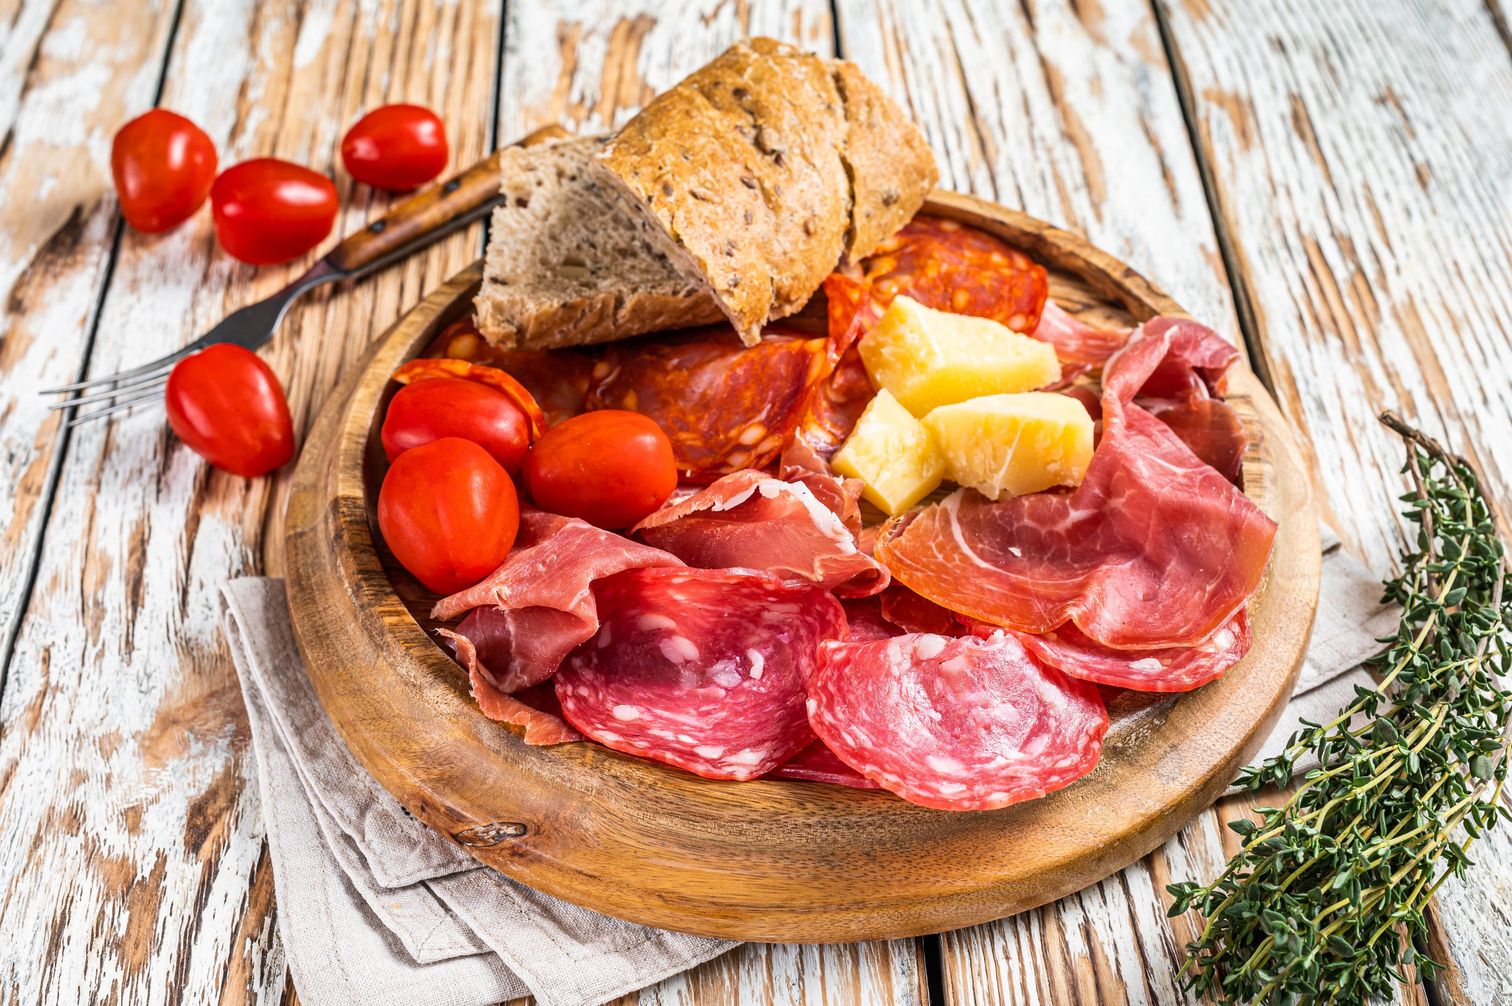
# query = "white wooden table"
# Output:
<box><xmin>1</xmin><ymin>1</ymin><xmax>1509</xmax><ymax>1002</ymax></box>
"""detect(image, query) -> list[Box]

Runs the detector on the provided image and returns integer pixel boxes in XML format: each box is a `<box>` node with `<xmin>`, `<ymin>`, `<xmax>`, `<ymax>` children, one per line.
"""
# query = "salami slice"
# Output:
<box><xmin>973</xmin><ymin>610</ymin><xmax>1251</xmax><ymax>692</ymax></box>
<box><xmin>555</xmin><ymin>567</ymin><xmax>847</xmax><ymax>781</ymax></box>
<box><xmin>879</xmin><ymin>585</ymin><xmax>961</xmax><ymax>636</ymax></box>
<box><xmin>632</xmin><ymin>470</ymin><xmax>887</xmax><ymax>597</ymax></box>
<box><xmin>768</xmin><ymin>740</ymin><xmax>880</xmax><ymax>789</ymax></box>
<box><xmin>841</xmin><ymin>596</ymin><xmax>900</xmax><ymax>641</ymax></box>
<box><xmin>806</xmin><ymin>632</ymin><xmax>1108</xmax><ymax>811</ymax></box>
<box><xmin>585</xmin><ymin>324</ymin><xmax>828</xmax><ymax>481</ymax></box>
<box><xmin>437</xmin><ymin>629</ymin><xmax>581</xmax><ymax>745</ymax></box>
<box><xmin>432</xmin><ymin>511</ymin><xmax>682</xmax><ymax>692</ymax></box>
<box><xmin>429</xmin><ymin>318</ymin><xmax>597</xmax><ymax>427</ymax></box>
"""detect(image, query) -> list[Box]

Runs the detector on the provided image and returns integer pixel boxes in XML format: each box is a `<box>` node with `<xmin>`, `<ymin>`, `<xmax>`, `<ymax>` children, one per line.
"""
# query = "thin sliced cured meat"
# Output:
<box><xmin>876</xmin><ymin>318</ymin><xmax>1276</xmax><ymax>649</ymax></box>
<box><xmin>841</xmin><ymin>597</ymin><xmax>899</xmax><ymax>641</ymax></box>
<box><xmin>633</xmin><ymin>470</ymin><xmax>887</xmax><ymax>597</ymax></box>
<box><xmin>555</xmin><ymin>567</ymin><xmax>847</xmax><ymax>781</ymax></box>
<box><xmin>768</xmin><ymin>740</ymin><xmax>880</xmax><ymax>789</ymax></box>
<box><xmin>972</xmin><ymin>610</ymin><xmax>1251</xmax><ymax>693</ymax></box>
<box><xmin>432</xmin><ymin>511</ymin><xmax>682</xmax><ymax>692</ymax></box>
<box><xmin>1030</xmin><ymin>300</ymin><xmax>1131</xmax><ymax>367</ymax></box>
<box><xmin>791</xmin><ymin>342</ymin><xmax>875</xmax><ymax>461</ymax></box>
<box><xmin>1141</xmin><ymin>396</ymin><xmax>1247</xmax><ymax>485</ymax></box>
<box><xmin>780</xmin><ymin>438</ymin><xmax>865</xmax><ymax>533</ymax></box>
<box><xmin>428</xmin><ymin>318</ymin><xmax>597</xmax><ymax>427</ymax></box>
<box><xmin>584</xmin><ymin>323</ymin><xmax>828</xmax><ymax>481</ymax></box>
<box><xmin>806</xmin><ymin>631</ymin><xmax>1108</xmax><ymax>811</ymax></box>
<box><xmin>437</xmin><ymin>629</ymin><xmax>581</xmax><ymax>745</ymax></box>
<box><xmin>879</xmin><ymin>585</ymin><xmax>960</xmax><ymax>636</ymax></box>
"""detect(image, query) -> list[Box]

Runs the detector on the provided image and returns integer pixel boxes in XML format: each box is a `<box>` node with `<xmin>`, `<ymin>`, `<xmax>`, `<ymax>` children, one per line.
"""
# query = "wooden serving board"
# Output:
<box><xmin>284</xmin><ymin>191</ymin><xmax>1320</xmax><ymax>943</ymax></box>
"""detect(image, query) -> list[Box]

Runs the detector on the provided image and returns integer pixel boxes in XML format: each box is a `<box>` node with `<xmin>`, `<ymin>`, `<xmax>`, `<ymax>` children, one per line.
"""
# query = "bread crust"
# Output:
<box><xmin>593</xmin><ymin>38</ymin><xmax>935</xmax><ymax>346</ymax></box>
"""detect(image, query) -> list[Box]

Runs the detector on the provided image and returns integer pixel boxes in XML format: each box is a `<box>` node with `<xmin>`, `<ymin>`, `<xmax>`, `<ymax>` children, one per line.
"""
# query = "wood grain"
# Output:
<box><xmin>0</xmin><ymin>1</ymin><xmax>499</xmax><ymax>1002</ymax></box>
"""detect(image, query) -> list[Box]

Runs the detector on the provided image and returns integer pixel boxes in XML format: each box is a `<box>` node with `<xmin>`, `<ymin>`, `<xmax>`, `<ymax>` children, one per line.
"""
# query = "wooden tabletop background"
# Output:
<box><xmin>0</xmin><ymin>0</ymin><xmax>1509</xmax><ymax>1003</ymax></box>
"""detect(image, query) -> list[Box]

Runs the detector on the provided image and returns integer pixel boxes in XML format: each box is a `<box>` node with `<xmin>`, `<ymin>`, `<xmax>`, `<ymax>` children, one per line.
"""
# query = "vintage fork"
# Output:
<box><xmin>44</xmin><ymin>125</ymin><xmax>568</xmax><ymax>427</ymax></box>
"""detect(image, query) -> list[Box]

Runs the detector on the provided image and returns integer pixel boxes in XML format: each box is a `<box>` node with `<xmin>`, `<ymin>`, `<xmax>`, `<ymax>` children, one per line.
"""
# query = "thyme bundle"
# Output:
<box><xmin>1167</xmin><ymin>412</ymin><xmax>1511</xmax><ymax>1004</ymax></box>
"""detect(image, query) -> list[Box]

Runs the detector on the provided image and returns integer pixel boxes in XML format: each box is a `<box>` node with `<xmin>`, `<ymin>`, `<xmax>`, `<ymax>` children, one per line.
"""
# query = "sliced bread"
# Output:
<box><xmin>473</xmin><ymin>136</ymin><xmax>724</xmax><ymax>349</ymax></box>
<box><xmin>591</xmin><ymin>38</ymin><xmax>938</xmax><ymax>346</ymax></box>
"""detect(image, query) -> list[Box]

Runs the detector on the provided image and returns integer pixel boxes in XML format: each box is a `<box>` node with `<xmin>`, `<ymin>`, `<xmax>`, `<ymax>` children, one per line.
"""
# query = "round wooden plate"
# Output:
<box><xmin>284</xmin><ymin>191</ymin><xmax>1320</xmax><ymax>943</ymax></box>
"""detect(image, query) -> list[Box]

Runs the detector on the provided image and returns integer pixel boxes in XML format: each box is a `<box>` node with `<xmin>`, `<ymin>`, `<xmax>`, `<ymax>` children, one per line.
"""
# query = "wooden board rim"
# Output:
<box><xmin>283</xmin><ymin>191</ymin><xmax>1320</xmax><ymax>942</ymax></box>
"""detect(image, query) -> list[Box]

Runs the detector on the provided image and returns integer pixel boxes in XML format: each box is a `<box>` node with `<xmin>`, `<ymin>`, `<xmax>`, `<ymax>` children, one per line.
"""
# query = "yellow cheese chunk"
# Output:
<box><xmin>832</xmin><ymin>389</ymin><xmax>945</xmax><ymax>516</ymax></box>
<box><xmin>858</xmin><ymin>295</ymin><xmax>1061</xmax><ymax>416</ymax></box>
<box><xmin>923</xmin><ymin>392</ymin><xmax>1094</xmax><ymax>500</ymax></box>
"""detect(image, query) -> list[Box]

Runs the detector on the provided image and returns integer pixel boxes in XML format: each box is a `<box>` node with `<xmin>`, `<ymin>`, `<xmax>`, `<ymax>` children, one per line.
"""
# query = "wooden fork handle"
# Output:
<box><xmin>325</xmin><ymin>124</ymin><xmax>571</xmax><ymax>274</ymax></box>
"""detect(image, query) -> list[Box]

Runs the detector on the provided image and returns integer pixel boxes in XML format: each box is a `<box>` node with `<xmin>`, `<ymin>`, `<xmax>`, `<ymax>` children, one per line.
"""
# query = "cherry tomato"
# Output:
<box><xmin>381</xmin><ymin>376</ymin><xmax>530</xmax><ymax>472</ymax></box>
<box><xmin>111</xmin><ymin>109</ymin><xmax>218</xmax><ymax>232</ymax></box>
<box><xmin>523</xmin><ymin>410</ymin><xmax>677</xmax><ymax>529</ymax></box>
<box><xmin>165</xmin><ymin>344</ymin><xmax>295</xmax><ymax>477</ymax></box>
<box><xmin>210</xmin><ymin>159</ymin><xmax>338</xmax><ymax>264</ymax></box>
<box><xmin>378</xmin><ymin>437</ymin><xmax>519</xmax><ymax>594</ymax></box>
<box><xmin>341</xmin><ymin>104</ymin><xmax>449</xmax><ymax>191</ymax></box>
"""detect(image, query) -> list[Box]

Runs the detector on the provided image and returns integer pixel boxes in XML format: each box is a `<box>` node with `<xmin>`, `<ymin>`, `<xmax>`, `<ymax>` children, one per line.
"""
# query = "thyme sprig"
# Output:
<box><xmin>1167</xmin><ymin>412</ymin><xmax>1511</xmax><ymax>1004</ymax></box>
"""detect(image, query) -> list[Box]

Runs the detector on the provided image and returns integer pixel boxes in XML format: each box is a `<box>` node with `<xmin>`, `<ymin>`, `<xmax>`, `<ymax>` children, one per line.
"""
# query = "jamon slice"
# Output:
<box><xmin>807</xmin><ymin>631</ymin><xmax>1108</xmax><ymax>811</ymax></box>
<box><xmin>971</xmin><ymin>610</ymin><xmax>1251</xmax><ymax>693</ymax></box>
<box><xmin>432</xmin><ymin>511</ymin><xmax>682</xmax><ymax>692</ymax></box>
<box><xmin>1030</xmin><ymin>301</ymin><xmax>1130</xmax><ymax>367</ymax></box>
<box><xmin>631</xmin><ymin>469</ymin><xmax>887</xmax><ymax>597</ymax></box>
<box><xmin>437</xmin><ymin>629</ymin><xmax>581</xmax><ymax>745</ymax></box>
<box><xmin>875</xmin><ymin>318</ymin><xmax>1276</xmax><ymax>649</ymax></box>
<box><xmin>879</xmin><ymin>585</ymin><xmax>960</xmax><ymax>636</ymax></box>
<box><xmin>555</xmin><ymin>567</ymin><xmax>847</xmax><ymax>781</ymax></box>
<box><xmin>768</xmin><ymin>740</ymin><xmax>880</xmax><ymax>789</ymax></box>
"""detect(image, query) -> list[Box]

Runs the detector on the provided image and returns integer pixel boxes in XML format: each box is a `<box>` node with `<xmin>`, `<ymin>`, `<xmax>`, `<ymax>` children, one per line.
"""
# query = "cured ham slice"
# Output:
<box><xmin>584</xmin><ymin>324</ymin><xmax>828</xmax><ymax>481</ymax></box>
<box><xmin>1141</xmin><ymin>396</ymin><xmax>1247</xmax><ymax>484</ymax></box>
<box><xmin>841</xmin><ymin>597</ymin><xmax>899</xmax><ymax>641</ymax></box>
<box><xmin>1030</xmin><ymin>300</ymin><xmax>1130</xmax><ymax>366</ymax></box>
<box><xmin>971</xmin><ymin>610</ymin><xmax>1252</xmax><ymax>693</ymax></box>
<box><xmin>879</xmin><ymin>585</ymin><xmax>960</xmax><ymax>636</ymax></box>
<box><xmin>806</xmin><ymin>631</ymin><xmax>1108</xmax><ymax>810</ymax></box>
<box><xmin>632</xmin><ymin>470</ymin><xmax>887</xmax><ymax>597</ymax></box>
<box><xmin>768</xmin><ymin>740</ymin><xmax>880</xmax><ymax>789</ymax></box>
<box><xmin>555</xmin><ymin>567</ymin><xmax>847</xmax><ymax>781</ymax></box>
<box><xmin>432</xmin><ymin>511</ymin><xmax>682</xmax><ymax>692</ymax></box>
<box><xmin>780</xmin><ymin>438</ymin><xmax>865</xmax><ymax>533</ymax></box>
<box><xmin>875</xmin><ymin>318</ymin><xmax>1276</xmax><ymax>649</ymax></box>
<box><xmin>437</xmin><ymin>629</ymin><xmax>581</xmax><ymax>745</ymax></box>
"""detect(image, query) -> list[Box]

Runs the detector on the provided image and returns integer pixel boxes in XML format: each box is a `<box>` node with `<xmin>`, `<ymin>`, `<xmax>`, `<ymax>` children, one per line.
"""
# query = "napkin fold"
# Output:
<box><xmin>218</xmin><ymin>525</ymin><xmax>1394</xmax><ymax>1006</ymax></box>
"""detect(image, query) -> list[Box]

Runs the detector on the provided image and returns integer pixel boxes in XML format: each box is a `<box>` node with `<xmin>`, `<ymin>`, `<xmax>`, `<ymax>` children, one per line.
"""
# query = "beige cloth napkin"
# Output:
<box><xmin>217</xmin><ymin>526</ymin><xmax>1393</xmax><ymax>1006</ymax></box>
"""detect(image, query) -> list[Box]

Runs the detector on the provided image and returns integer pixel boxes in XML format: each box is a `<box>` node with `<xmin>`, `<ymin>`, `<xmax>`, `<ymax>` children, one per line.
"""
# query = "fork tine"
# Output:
<box><xmin>64</xmin><ymin>383</ymin><xmax>168</xmax><ymax>428</ymax></box>
<box><xmin>47</xmin><ymin>367</ymin><xmax>173</xmax><ymax>411</ymax></box>
<box><xmin>41</xmin><ymin>346</ymin><xmax>190</xmax><ymax>395</ymax></box>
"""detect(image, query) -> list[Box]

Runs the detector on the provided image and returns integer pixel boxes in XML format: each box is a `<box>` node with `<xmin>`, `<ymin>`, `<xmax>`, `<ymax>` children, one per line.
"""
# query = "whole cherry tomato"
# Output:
<box><xmin>523</xmin><ymin>410</ymin><xmax>677</xmax><ymax>529</ymax></box>
<box><xmin>341</xmin><ymin>105</ymin><xmax>449</xmax><ymax>191</ymax></box>
<box><xmin>111</xmin><ymin>109</ymin><xmax>218</xmax><ymax>232</ymax></box>
<box><xmin>378</xmin><ymin>437</ymin><xmax>519</xmax><ymax>594</ymax></box>
<box><xmin>381</xmin><ymin>376</ymin><xmax>530</xmax><ymax>472</ymax></box>
<box><xmin>165</xmin><ymin>343</ymin><xmax>295</xmax><ymax>478</ymax></box>
<box><xmin>210</xmin><ymin>159</ymin><xmax>338</xmax><ymax>264</ymax></box>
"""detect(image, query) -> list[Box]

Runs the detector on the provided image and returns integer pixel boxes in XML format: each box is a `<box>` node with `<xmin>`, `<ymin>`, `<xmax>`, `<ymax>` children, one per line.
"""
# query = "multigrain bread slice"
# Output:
<box><xmin>591</xmin><ymin>38</ymin><xmax>937</xmax><ymax>346</ymax></box>
<box><xmin>473</xmin><ymin>136</ymin><xmax>724</xmax><ymax>349</ymax></box>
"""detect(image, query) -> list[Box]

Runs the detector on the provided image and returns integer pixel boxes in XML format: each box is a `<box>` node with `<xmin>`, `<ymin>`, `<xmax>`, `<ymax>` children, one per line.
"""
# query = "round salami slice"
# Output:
<box><xmin>555</xmin><ymin>567</ymin><xmax>847</xmax><ymax>781</ymax></box>
<box><xmin>768</xmin><ymin>740</ymin><xmax>880</xmax><ymax>789</ymax></box>
<box><xmin>998</xmin><ymin>610</ymin><xmax>1251</xmax><ymax>693</ymax></box>
<box><xmin>806</xmin><ymin>631</ymin><xmax>1108</xmax><ymax>811</ymax></box>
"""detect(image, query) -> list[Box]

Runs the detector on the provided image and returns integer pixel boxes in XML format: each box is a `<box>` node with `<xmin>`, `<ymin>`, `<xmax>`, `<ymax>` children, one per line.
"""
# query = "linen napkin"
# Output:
<box><xmin>218</xmin><ymin>525</ymin><xmax>1395</xmax><ymax>1006</ymax></box>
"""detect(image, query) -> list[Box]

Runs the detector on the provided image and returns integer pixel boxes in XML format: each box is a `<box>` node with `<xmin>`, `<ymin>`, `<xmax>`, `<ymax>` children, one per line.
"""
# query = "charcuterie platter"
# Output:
<box><xmin>286</xmin><ymin>177</ymin><xmax>1319</xmax><ymax>940</ymax></box>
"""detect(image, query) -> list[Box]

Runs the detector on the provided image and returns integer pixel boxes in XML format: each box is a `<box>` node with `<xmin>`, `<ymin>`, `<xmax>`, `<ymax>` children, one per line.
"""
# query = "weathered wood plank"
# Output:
<box><xmin>499</xmin><ymin>2</ymin><xmax>927</xmax><ymax>999</ymax></box>
<box><xmin>0</xmin><ymin>0</ymin><xmax>180</xmax><ymax>687</ymax></box>
<box><xmin>836</xmin><ymin>2</ymin><xmax>1434</xmax><ymax>1004</ymax></box>
<box><xmin>1160</xmin><ymin>1</ymin><xmax>1512</xmax><ymax>1001</ymax></box>
<box><xmin>0</xmin><ymin>1</ymin><xmax>499</xmax><ymax>1002</ymax></box>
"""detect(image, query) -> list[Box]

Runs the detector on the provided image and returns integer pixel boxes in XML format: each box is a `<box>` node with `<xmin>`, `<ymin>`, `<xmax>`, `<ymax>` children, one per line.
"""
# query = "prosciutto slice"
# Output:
<box><xmin>632</xmin><ymin>470</ymin><xmax>887</xmax><ymax>597</ymax></box>
<box><xmin>875</xmin><ymin>318</ymin><xmax>1276</xmax><ymax>649</ymax></box>
<box><xmin>1030</xmin><ymin>300</ymin><xmax>1131</xmax><ymax>367</ymax></box>
<box><xmin>555</xmin><ymin>567</ymin><xmax>847</xmax><ymax>781</ymax></box>
<box><xmin>437</xmin><ymin>629</ymin><xmax>581</xmax><ymax>745</ymax></box>
<box><xmin>971</xmin><ymin>610</ymin><xmax>1252</xmax><ymax>692</ymax></box>
<box><xmin>432</xmin><ymin>511</ymin><xmax>682</xmax><ymax>692</ymax></box>
<box><xmin>806</xmin><ymin>631</ymin><xmax>1108</xmax><ymax>811</ymax></box>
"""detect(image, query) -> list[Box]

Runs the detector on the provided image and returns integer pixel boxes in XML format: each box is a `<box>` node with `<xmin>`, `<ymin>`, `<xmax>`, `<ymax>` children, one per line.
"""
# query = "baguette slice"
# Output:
<box><xmin>591</xmin><ymin>38</ymin><xmax>937</xmax><ymax>346</ymax></box>
<box><xmin>473</xmin><ymin>136</ymin><xmax>724</xmax><ymax>349</ymax></box>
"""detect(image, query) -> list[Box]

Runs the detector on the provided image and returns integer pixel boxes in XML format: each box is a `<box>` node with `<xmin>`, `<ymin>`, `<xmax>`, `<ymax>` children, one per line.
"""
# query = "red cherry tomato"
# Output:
<box><xmin>165</xmin><ymin>344</ymin><xmax>295</xmax><ymax>477</ymax></box>
<box><xmin>210</xmin><ymin>159</ymin><xmax>338</xmax><ymax>264</ymax></box>
<box><xmin>381</xmin><ymin>376</ymin><xmax>530</xmax><ymax>472</ymax></box>
<box><xmin>523</xmin><ymin>410</ymin><xmax>677</xmax><ymax>529</ymax></box>
<box><xmin>341</xmin><ymin>104</ymin><xmax>449</xmax><ymax>191</ymax></box>
<box><xmin>111</xmin><ymin>109</ymin><xmax>218</xmax><ymax>232</ymax></box>
<box><xmin>378</xmin><ymin>437</ymin><xmax>519</xmax><ymax>594</ymax></box>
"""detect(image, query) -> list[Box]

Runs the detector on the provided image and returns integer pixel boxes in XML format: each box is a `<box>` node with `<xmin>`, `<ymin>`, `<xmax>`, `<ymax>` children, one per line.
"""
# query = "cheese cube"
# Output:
<box><xmin>832</xmin><ymin>389</ymin><xmax>945</xmax><ymax>516</ymax></box>
<box><xmin>923</xmin><ymin>392</ymin><xmax>1094</xmax><ymax>499</ymax></box>
<box><xmin>858</xmin><ymin>295</ymin><xmax>1061</xmax><ymax>416</ymax></box>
